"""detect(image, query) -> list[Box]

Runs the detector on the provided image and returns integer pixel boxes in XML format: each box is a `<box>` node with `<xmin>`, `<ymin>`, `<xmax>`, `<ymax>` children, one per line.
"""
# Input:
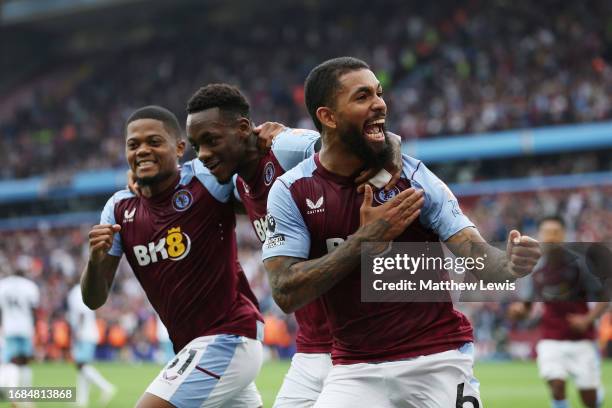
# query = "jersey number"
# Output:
<box><xmin>456</xmin><ymin>383</ymin><xmax>480</xmax><ymax>408</ymax></box>
<box><xmin>163</xmin><ymin>348</ymin><xmax>197</xmax><ymax>381</ymax></box>
<box><xmin>6</xmin><ymin>296</ymin><xmax>22</xmax><ymax>309</ymax></box>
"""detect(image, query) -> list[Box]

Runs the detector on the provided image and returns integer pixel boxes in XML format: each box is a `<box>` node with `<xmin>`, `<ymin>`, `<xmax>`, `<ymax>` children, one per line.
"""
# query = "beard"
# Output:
<box><xmin>340</xmin><ymin>122</ymin><xmax>391</xmax><ymax>169</ymax></box>
<box><xmin>135</xmin><ymin>169</ymin><xmax>174</xmax><ymax>187</ymax></box>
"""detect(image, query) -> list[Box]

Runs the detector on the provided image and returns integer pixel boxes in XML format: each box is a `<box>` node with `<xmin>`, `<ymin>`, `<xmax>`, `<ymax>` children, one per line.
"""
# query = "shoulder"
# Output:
<box><xmin>180</xmin><ymin>159</ymin><xmax>233</xmax><ymax>203</ymax></box>
<box><xmin>179</xmin><ymin>158</ymin><xmax>207</xmax><ymax>183</ymax></box>
<box><xmin>271</xmin><ymin>128</ymin><xmax>320</xmax><ymax>149</ymax></box>
<box><xmin>400</xmin><ymin>154</ymin><xmax>425</xmax><ymax>181</ymax></box>
<box><xmin>271</xmin><ymin>128</ymin><xmax>320</xmax><ymax>170</ymax></box>
<box><xmin>401</xmin><ymin>154</ymin><xmax>451</xmax><ymax>195</ymax></box>
<box><xmin>276</xmin><ymin>155</ymin><xmax>317</xmax><ymax>190</ymax></box>
<box><xmin>107</xmin><ymin>189</ymin><xmax>137</xmax><ymax>206</ymax></box>
<box><xmin>26</xmin><ymin>278</ymin><xmax>39</xmax><ymax>292</ymax></box>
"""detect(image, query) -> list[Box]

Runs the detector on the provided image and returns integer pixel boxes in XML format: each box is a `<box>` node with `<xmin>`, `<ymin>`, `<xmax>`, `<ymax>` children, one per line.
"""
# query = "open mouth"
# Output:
<box><xmin>136</xmin><ymin>159</ymin><xmax>157</xmax><ymax>171</ymax></box>
<box><xmin>363</xmin><ymin>118</ymin><xmax>385</xmax><ymax>142</ymax></box>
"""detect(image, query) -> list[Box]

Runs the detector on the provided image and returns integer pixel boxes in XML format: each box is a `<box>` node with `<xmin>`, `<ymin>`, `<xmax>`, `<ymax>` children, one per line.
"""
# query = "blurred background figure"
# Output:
<box><xmin>67</xmin><ymin>282</ymin><xmax>116</xmax><ymax>407</ymax></box>
<box><xmin>154</xmin><ymin>315</ymin><xmax>173</xmax><ymax>365</ymax></box>
<box><xmin>508</xmin><ymin>216</ymin><xmax>608</xmax><ymax>408</ymax></box>
<box><xmin>0</xmin><ymin>267</ymin><xmax>39</xmax><ymax>390</ymax></box>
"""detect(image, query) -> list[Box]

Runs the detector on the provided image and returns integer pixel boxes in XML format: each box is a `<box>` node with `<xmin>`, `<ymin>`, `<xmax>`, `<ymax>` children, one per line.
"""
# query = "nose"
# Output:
<box><xmin>135</xmin><ymin>143</ymin><xmax>152</xmax><ymax>157</ymax></box>
<box><xmin>372</xmin><ymin>94</ymin><xmax>387</xmax><ymax>113</ymax></box>
<box><xmin>198</xmin><ymin>146</ymin><xmax>213</xmax><ymax>163</ymax></box>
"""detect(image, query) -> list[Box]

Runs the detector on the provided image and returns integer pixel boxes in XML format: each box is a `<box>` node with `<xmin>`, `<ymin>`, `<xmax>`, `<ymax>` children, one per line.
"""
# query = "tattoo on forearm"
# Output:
<box><xmin>266</xmin><ymin>219</ymin><xmax>391</xmax><ymax>312</ymax></box>
<box><xmin>447</xmin><ymin>228</ymin><xmax>515</xmax><ymax>282</ymax></box>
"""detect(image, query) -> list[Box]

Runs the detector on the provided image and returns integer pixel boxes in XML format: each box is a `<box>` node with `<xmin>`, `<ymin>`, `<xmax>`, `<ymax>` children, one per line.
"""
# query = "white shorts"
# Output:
<box><xmin>273</xmin><ymin>353</ymin><xmax>332</xmax><ymax>408</ymax></box>
<box><xmin>146</xmin><ymin>334</ymin><xmax>263</xmax><ymax>408</ymax></box>
<box><xmin>314</xmin><ymin>343</ymin><xmax>482</xmax><ymax>408</ymax></box>
<box><xmin>536</xmin><ymin>339</ymin><xmax>601</xmax><ymax>389</ymax></box>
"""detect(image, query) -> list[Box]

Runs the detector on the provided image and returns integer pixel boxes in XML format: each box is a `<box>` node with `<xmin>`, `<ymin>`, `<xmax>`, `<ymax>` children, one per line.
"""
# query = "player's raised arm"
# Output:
<box><xmin>263</xmin><ymin>183</ymin><xmax>423</xmax><ymax>314</ymax></box>
<box><xmin>407</xmin><ymin>158</ymin><xmax>541</xmax><ymax>281</ymax></box>
<box><xmin>81</xmin><ymin>223</ymin><xmax>122</xmax><ymax>309</ymax></box>
<box><xmin>445</xmin><ymin>227</ymin><xmax>541</xmax><ymax>281</ymax></box>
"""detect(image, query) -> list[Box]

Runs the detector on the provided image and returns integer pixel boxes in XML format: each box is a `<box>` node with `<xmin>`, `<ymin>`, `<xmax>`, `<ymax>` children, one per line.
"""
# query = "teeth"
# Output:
<box><xmin>371</xmin><ymin>119</ymin><xmax>385</xmax><ymax>125</ymax></box>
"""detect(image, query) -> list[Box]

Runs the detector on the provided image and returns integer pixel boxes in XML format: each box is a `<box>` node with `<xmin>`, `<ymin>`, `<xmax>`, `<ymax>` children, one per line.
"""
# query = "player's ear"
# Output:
<box><xmin>237</xmin><ymin>117</ymin><xmax>252</xmax><ymax>140</ymax></box>
<box><xmin>316</xmin><ymin>106</ymin><xmax>336</xmax><ymax>130</ymax></box>
<box><xmin>175</xmin><ymin>138</ymin><xmax>186</xmax><ymax>158</ymax></box>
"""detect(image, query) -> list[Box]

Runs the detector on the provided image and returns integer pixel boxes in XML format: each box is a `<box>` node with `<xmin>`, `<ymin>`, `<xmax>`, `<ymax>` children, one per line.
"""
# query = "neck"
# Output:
<box><xmin>318</xmin><ymin>131</ymin><xmax>365</xmax><ymax>177</ymax></box>
<box><xmin>139</xmin><ymin>172</ymin><xmax>178</xmax><ymax>198</ymax></box>
<box><xmin>237</xmin><ymin>132</ymin><xmax>266</xmax><ymax>181</ymax></box>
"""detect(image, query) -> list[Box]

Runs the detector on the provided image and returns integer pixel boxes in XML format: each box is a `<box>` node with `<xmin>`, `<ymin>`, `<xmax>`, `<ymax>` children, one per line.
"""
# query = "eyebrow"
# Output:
<box><xmin>126</xmin><ymin>133</ymin><xmax>164</xmax><ymax>142</ymax></box>
<box><xmin>350</xmin><ymin>83</ymin><xmax>382</xmax><ymax>97</ymax></box>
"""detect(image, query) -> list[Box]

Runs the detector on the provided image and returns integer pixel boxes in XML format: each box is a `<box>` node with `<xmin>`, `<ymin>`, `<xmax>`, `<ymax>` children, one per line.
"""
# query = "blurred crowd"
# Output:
<box><xmin>1</xmin><ymin>0</ymin><xmax>611</xmax><ymax>363</ymax></box>
<box><xmin>2</xmin><ymin>0</ymin><xmax>612</xmax><ymax>179</ymax></box>
<box><xmin>1</xmin><ymin>186</ymin><xmax>610</xmax><ymax>362</ymax></box>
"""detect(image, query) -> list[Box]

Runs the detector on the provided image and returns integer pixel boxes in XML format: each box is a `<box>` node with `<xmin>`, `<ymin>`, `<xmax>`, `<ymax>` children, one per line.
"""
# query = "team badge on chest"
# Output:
<box><xmin>373</xmin><ymin>186</ymin><xmax>400</xmax><ymax>205</ymax></box>
<box><xmin>172</xmin><ymin>189</ymin><xmax>193</xmax><ymax>212</ymax></box>
<box><xmin>263</xmin><ymin>162</ymin><xmax>275</xmax><ymax>186</ymax></box>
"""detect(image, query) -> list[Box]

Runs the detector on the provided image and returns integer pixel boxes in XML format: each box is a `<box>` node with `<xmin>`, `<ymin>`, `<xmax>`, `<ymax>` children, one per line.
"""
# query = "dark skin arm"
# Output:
<box><xmin>264</xmin><ymin>185</ymin><xmax>424</xmax><ymax>313</ymax></box>
<box><xmin>81</xmin><ymin>224</ymin><xmax>122</xmax><ymax>309</ymax></box>
<box><xmin>445</xmin><ymin>226</ymin><xmax>541</xmax><ymax>282</ymax></box>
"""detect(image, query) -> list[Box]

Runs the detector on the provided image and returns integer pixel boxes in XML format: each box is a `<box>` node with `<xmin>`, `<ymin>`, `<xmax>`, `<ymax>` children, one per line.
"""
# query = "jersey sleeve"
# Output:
<box><xmin>261</xmin><ymin>179</ymin><xmax>310</xmax><ymax>260</ymax></box>
<box><xmin>408</xmin><ymin>159</ymin><xmax>474</xmax><ymax>241</ymax></box>
<box><xmin>182</xmin><ymin>159</ymin><xmax>234</xmax><ymax>203</ymax></box>
<box><xmin>271</xmin><ymin>128</ymin><xmax>320</xmax><ymax>171</ymax></box>
<box><xmin>100</xmin><ymin>194</ymin><xmax>124</xmax><ymax>257</ymax></box>
<box><xmin>231</xmin><ymin>174</ymin><xmax>242</xmax><ymax>202</ymax></box>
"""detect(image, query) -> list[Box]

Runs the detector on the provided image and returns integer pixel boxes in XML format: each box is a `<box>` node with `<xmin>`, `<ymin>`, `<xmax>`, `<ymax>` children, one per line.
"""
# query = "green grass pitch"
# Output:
<box><xmin>1</xmin><ymin>360</ymin><xmax>610</xmax><ymax>407</ymax></box>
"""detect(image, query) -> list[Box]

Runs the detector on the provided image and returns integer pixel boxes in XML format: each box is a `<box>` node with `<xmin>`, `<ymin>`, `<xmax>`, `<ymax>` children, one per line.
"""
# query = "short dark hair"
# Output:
<box><xmin>304</xmin><ymin>57</ymin><xmax>370</xmax><ymax>131</ymax></box>
<box><xmin>186</xmin><ymin>84</ymin><xmax>250</xmax><ymax>120</ymax></box>
<box><xmin>126</xmin><ymin>105</ymin><xmax>182</xmax><ymax>139</ymax></box>
<box><xmin>538</xmin><ymin>215</ymin><xmax>565</xmax><ymax>229</ymax></box>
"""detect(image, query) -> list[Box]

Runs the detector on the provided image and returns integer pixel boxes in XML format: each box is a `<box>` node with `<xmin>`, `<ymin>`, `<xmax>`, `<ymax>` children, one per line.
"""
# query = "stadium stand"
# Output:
<box><xmin>0</xmin><ymin>0</ymin><xmax>610</xmax><ymax>364</ymax></box>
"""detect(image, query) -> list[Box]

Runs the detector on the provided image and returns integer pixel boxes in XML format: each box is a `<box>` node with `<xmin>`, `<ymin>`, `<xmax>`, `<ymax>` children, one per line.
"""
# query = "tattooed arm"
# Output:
<box><xmin>445</xmin><ymin>226</ymin><xmax>540</xmax><ymax>282</ymax></box>
<box><xmin>264</xmin><ymin>219</ymin><xmax>389</xmax><ymax>313</ymax></box>
<box><xmin>264</xmin><ymin>185</ymin><xmax>423</xmax><ymax>314</ymax></box>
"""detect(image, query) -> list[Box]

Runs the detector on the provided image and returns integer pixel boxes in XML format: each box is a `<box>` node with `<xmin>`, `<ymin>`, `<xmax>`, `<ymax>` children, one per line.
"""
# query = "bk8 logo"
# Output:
<box><xmin>252</xmin><ymin>216</ymin><xmax>267</xmax><ymax>243</ymax></box>
<box><xmin>133</xmin><ymin>226</ymin><xmax>192</xmax><ymax>266</ymax></box>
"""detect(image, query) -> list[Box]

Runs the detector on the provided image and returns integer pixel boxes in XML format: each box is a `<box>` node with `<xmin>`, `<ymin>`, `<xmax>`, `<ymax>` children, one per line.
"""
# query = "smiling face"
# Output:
<box><xmin>329</xmin><ymin>69</ymin><xmax>390</xmax><ymax>167</ymax></box>
<box><xmin>186</xmin><ymin>107</ymin><xmax>250</xmax><ymax>184</ymax></box>
<box><xmin>126</xmin><ymin>118</ymin><xmax>184</xmax><ymax>190</ymax></box>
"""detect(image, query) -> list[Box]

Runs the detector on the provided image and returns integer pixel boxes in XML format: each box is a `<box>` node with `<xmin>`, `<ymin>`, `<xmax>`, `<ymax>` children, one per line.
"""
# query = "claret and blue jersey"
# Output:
<box><xmin>233</xmin><ymin>127</ymin><xmax>333</xmax><ymax>354</ymax></box>
<box><xmin>101</xmin><ymin>159</ymin><xmax>262</xmax><ymax>352</ymax></box>
<box><xmin>263</xmin><ymin>153</ymin><xmax>476</xmax><ymax>364</ymax></box>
